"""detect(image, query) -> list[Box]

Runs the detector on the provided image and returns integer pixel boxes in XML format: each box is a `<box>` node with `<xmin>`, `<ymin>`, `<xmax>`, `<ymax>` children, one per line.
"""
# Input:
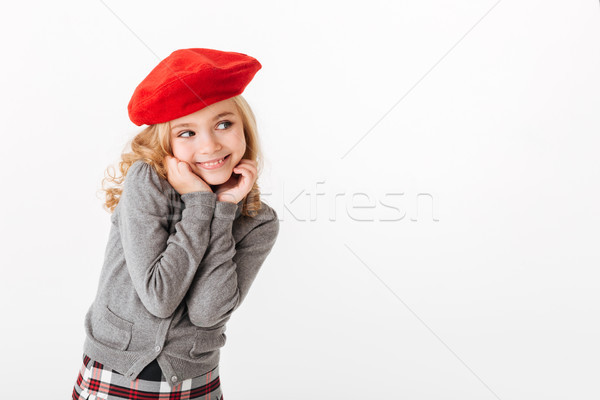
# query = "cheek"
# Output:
<box><xmin>171</xmin><ymin>147</ymin><xmax>181</xmax><ymax>159</ymax></box>
<box><xmin>233</xmin><ymin>130</ymin><xmax>246</xmax><ymax>153</ymax></box>
<box><xmin>171</xmin><ymin>142</ymin><xmax>189</xmax><ymax>159</ymax></box>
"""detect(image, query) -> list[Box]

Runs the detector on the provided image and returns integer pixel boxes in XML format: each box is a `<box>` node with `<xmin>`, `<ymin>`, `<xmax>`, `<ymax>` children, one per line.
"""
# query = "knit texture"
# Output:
<box><xmin>82</xmin><ymin>159</ymin><xmax>279</xmax><ymax>387</ymax></box>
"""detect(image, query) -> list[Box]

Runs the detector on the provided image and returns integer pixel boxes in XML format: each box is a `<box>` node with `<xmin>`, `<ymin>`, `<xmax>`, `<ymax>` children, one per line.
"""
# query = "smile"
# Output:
<box><xmin>197</xmin><ymin>154</ymin><xmax>230</xmax><ymax>169</ymax></box>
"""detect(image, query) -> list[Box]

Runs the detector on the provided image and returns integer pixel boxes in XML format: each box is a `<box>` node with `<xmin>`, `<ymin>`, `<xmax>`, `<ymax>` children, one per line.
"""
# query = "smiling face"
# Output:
<box><xmin>169</xmin><ymin>98</ymin><xmax>246</xmax><ymax>186</ymax></box>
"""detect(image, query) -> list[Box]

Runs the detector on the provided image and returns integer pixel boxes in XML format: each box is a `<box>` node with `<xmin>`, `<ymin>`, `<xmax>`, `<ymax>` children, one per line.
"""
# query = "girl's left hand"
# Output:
<box><xmin>214</xmin><ymin>159</ymin><xmax>258</xmax><ymax>204</ymax></box>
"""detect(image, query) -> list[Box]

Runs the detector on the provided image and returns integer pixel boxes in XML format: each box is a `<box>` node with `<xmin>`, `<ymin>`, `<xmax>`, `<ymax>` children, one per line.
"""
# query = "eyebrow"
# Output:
<box><xmin>171</xmin><ymin>112</ymin><xmax>235</xmax><ymax>131</ymax></box>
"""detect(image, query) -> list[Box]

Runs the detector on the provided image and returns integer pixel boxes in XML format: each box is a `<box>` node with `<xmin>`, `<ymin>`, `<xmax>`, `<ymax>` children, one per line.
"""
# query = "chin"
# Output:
<box><xmin>201</xmin><ymin>171</ymin><xmax>232</xmax><ymax>186</ymax></box>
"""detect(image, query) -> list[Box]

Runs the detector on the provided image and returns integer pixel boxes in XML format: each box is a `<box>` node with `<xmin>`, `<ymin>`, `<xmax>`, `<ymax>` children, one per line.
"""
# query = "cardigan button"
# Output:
<box><xmin>155</xmin><ymin>345</ymin><xmax>161</xmax><ymax>352</ymax></box>
<box><xmin>171</xmin><ymin>375</ymin><xmax>178</xmax><ymax>382</ymax></box>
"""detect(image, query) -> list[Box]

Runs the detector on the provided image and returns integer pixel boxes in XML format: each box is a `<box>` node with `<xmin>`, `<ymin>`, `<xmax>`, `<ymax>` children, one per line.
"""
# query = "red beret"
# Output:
<box><xmin>127</xmin><ymin>48</ymin><xmax>262</xmax><ymax>126</ymax></box>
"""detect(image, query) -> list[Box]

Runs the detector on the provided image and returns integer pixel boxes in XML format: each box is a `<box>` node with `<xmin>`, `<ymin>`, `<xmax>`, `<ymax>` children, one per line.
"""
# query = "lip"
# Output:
<box><xmin>197</xmin><ymin>154</ymin><xmax>230</xmax><ymax>170</ymax></box>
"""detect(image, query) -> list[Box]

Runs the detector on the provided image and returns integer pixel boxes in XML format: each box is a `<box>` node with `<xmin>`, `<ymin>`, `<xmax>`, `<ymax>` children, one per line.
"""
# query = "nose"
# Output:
<box><xmin>196</xmin><ymin>130</ymin><xmax>222</xmax><ymax>155</ymax></box>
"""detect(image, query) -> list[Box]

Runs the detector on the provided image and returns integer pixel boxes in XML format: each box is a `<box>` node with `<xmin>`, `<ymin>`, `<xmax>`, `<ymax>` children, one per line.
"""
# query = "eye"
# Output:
<box><xmin>178</xmin><ymin>130</ymin><xmax>195</xmax><ymax>138</ymax></box>
<box><xmin>216</xmin><ymin>121</ymin><xmax>233</xmax><ymax>130</ymax></box>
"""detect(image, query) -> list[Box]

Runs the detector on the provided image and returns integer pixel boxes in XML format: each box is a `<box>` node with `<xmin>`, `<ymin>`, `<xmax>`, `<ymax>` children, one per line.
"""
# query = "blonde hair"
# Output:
<box><xmin>100</xmin><ymin>95</ymin><xmax>264</xmax><ymax>217</ymax></box>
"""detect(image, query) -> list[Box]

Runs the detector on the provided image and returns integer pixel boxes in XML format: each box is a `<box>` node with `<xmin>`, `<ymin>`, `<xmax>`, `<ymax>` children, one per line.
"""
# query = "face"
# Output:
<box><xmin>169</xmin><ymin>98</ymin><xmax>246</xmax><ymax>186</ymax></box>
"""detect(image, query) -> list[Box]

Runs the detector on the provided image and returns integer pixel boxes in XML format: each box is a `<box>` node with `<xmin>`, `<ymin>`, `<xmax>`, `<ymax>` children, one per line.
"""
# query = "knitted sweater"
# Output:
<box><xmin>82</xmin><ymin>159</ymin><xmax>279</xmax><ymax>388</ymax></box>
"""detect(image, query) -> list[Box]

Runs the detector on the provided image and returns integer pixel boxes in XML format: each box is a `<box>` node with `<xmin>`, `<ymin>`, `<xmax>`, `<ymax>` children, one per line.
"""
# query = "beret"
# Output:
<box><xmin>127</xmin><ymin>48</ymin><xmax>262</xmax><ymax>126</ymax></box>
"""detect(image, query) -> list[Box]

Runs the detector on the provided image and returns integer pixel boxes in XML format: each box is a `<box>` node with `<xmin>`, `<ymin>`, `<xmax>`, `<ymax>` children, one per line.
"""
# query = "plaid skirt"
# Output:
<box><xmin>72</xmin><ymin>354</ymin><xmax>224</xmax><ymax>400</ymax></box>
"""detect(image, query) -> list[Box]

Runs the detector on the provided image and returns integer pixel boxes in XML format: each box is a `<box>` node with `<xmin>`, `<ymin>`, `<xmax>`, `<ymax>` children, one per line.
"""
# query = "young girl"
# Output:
<box><xmin>72</xmin><ymin>48</ymin><xmax>280</xmax><ymax>400</ymax></box>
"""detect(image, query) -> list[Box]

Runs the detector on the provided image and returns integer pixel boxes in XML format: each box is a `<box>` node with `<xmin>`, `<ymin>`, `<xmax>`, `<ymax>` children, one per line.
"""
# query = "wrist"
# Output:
<box><xmin>214</xmin><ymin>198</ymin><xmax>239</xmax><ymax>219</ymax></box>
<box><xmin>216</xmin><ymin>193</ymin><xmax>239</xmax><ymax>204</ymax></box>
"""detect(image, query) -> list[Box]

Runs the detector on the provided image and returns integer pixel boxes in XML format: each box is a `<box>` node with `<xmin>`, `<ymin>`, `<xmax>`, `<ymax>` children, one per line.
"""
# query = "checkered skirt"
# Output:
<box><xmin>72</xmin><ymin>354</ymin><xmax>224</xmax><ymax>400</ymax></box>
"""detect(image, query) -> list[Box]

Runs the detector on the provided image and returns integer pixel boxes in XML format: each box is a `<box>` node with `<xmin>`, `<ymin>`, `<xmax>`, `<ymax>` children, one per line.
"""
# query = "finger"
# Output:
<box><xmin>233</xmin><ymin>166</ymin><xmax>257</xmax><ymax>188</ymax></box>
<box><xmin>165</xmin><ymin>156</ymin><xmax>176</xmax><ymax>175</ymax></box>
<box><xmin>177</xmin><ymin>160</ymin><xmax>191</xmax><ymax>173</ymax></box>
<box><xmin>234</xmin><ymin>164</ymin><xmax>256</xmax><ymax>178</ymax></box>
<box><xmin>168</xmin><ymin>158</ymin><xmax>186</xmax><ymax>180</ymax></box>
<box><xmin>168</xmin><ymin>159</ymin><xmax>182</xmax><ymax>179</ymax></box>
<box><xmin>234</xmin><ymin>160</ymin><xmax>257</xmax><ymax>172</ymax></box>
<box><xmin>166</xmin><ymin>156</ymin><xmax>178</xmax><ymax>170</ymax></box>
<box><xmin>233</xmin><ymin>164</ymin><xmax>251</xmax><ymax>175</ymax></box>
<box><xmin>237</xmin><ymin>163</ymin><xmax>257</xmax><ymax>176</ymax></box>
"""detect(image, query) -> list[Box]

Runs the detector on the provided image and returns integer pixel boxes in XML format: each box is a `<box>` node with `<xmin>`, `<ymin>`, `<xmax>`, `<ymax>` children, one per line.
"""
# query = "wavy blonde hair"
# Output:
<box><xmin>100</xmin><ymin>95</ymin><xmax>264</xmax><ymax>218</ymax></box>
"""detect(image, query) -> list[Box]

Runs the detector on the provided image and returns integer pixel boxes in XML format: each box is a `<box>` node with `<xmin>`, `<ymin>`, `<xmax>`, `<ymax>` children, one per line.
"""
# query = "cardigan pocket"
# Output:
<box><xmin>189</xmin><ymin>325</ymin><xmax>227</xmax><ymax>358</ymax></box>
<box><xmin>94</xmin><ymin>305</ymin><xmax>134</xmax><ymax>351</ymax></box>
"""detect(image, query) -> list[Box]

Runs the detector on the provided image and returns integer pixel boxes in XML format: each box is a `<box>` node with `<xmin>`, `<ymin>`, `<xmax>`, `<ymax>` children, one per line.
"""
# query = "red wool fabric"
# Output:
<box><xmin>128</xmin><ymin>48</ymin><xmax>262</xmax><ymax>126</ymax></box>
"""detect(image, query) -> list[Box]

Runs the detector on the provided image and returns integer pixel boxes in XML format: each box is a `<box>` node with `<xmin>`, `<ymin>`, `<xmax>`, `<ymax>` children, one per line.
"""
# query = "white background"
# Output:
<box><xmin>0</xmin><ymin>1</ymin><xmax>599</xmax><ymax>399</ymax></box>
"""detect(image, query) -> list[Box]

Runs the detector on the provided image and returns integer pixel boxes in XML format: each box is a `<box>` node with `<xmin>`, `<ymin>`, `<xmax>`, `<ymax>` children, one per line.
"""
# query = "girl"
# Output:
<box><xmin>72</xmin><ymin>48</ymin><xmax>280</xmax><ymax>400</ymax></box>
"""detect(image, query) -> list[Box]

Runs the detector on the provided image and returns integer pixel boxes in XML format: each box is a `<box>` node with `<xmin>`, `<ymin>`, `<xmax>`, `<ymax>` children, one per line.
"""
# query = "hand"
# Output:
<box><xmin>213</xmin><ymin>159</ymin><xmax>258</xmax><ymax>204</ymax></box>
<box><xmin>165</xmin><ymin>155</ymin><xmax>212</xmax><ymax>195</ymax></box>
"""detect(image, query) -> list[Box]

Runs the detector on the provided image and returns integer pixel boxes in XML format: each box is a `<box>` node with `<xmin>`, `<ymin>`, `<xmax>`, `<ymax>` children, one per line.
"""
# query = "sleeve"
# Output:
<box><xmin>118</xmin><ymin>160</ymin><xmax>217</xmax><ymax>318</ymax></box>
<box><xmin>184</xmin><ymin>203</ymin><xmax>280</xmax><ymax>327</ymax></box>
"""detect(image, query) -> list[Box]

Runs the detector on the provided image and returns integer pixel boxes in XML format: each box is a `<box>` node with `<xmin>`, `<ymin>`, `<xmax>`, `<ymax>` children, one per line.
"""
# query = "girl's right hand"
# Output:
<box><xmin>165</xmin><ymin>155</ymin><xmax>212</xmax><ymax>195</ymax></box>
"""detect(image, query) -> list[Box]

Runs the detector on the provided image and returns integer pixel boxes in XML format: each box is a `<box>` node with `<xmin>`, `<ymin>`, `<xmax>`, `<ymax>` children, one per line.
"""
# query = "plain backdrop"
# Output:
<box><xmin>0</xmin><ymin>1</ymin><xmax>599</xmax><ymax>399</ymax></box>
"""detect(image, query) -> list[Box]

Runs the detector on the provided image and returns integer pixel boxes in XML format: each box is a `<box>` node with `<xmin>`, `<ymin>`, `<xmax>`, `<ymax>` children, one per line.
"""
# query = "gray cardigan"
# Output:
<box><xmin>82</xmin><ymin>160</ymin><xmax>279</xmax><ymax>387</ymax></box>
